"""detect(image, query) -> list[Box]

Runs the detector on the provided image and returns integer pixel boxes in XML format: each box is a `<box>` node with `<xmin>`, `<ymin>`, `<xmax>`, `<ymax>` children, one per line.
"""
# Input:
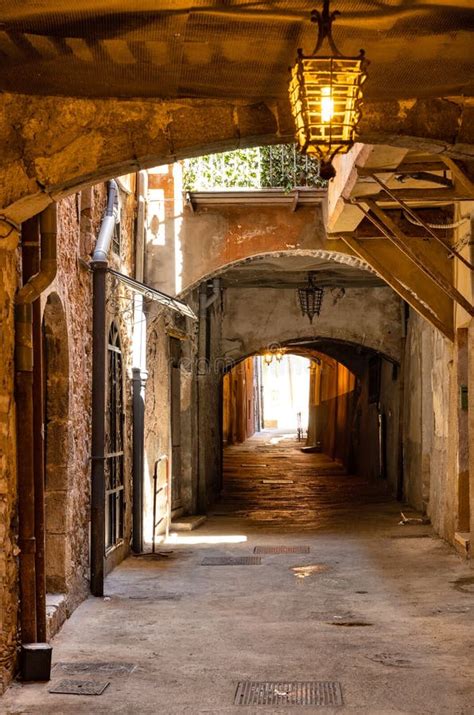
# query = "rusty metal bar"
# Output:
<box><xmin>370</xmin><ymin>174</ymin><xmax>474</xmax><ymax>270</ymax></box>
<box><xmin>358</xmin><ymin>199</ymin><xmax>474</xmax><ymax>317</ymax></box>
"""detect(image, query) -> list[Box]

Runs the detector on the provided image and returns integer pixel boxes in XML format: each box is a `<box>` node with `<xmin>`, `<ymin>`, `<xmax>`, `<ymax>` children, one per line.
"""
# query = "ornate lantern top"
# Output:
<box><xmin>289</xmin><ymin>0</ymin><xmax>369</xmax><ymax>180</ymax></box>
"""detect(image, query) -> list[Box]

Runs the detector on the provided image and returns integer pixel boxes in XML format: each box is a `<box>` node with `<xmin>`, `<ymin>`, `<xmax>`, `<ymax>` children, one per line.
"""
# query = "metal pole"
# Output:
<box><xmin>32</xmin><ymin>295</ymin><xmax>46</xmax><ymax>641</ymax></box>
<box><xmin>132</xmin><ymin>367</ymin><xmax>147</xmax><ymax>553</ymax></box>
<box><xmin>90</xmin><ymin>264</ymin><xmax>107</xmax><ymax>596</ymax></box>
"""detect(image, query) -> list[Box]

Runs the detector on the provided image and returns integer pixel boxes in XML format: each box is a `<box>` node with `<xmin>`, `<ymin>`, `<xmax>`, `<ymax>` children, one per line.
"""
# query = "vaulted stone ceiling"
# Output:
<box><xmin>220</xmin><ymin>254</ymin><xmax>383</xmax><ymax>289</ymax></box>
<box><xmin>1</xmin><ymin>1</ymin><xmax>473</xmax><ymax>100</ymax></box>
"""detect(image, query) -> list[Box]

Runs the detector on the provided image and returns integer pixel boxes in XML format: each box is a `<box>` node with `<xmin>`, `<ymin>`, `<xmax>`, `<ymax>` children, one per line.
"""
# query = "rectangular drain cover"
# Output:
<box><xmin>49</xmin><ymin>679</ymin><xmax>110</xmax><ymax>696</ymax></box>
<box><xmin>254</xmin><ymin>546</ymin><xmax>310</xmax><ymax>555</ymax></box>
<box><xmin>234</xmin><ymin>681</ymin><xmax>343</xmax><ymax>707</ymax></box>
<box><xmin>201</xmin><ymin>556</ymin><xmax>261</xmax><ymax>566</ymax></box>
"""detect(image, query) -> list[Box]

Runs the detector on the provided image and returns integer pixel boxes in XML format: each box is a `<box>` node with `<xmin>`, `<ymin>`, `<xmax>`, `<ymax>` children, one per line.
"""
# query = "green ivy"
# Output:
<box><xmin>182</xmin><ymin>144</ymin><xmax>325</xmax><ymax>191</ymax></box>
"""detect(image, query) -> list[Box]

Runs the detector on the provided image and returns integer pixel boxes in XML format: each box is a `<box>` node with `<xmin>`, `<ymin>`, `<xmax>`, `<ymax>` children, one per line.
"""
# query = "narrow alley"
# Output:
<box><xmin>1</xmin><ymin>2</ymin><xmax>474</xmax><ymax>711</ymax></box>
<box><xmin>4</xmin><ymin>432</ymin><xmax>474</xmax><ymax>713</ymax></box>
<box><xmin>220</xmin><ymin>431</ymin><xmax>388</xmax><ymax>526</ymax></box>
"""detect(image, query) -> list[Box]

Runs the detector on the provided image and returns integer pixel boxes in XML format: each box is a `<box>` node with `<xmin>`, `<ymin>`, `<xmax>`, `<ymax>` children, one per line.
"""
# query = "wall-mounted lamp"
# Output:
<box><xmin>263</xmin><ymin>348</ymin><xmax>285</xmax><ymax>366</ymax></box>
<box><xmin>289</xmin><ymin>0</ymin><xmax>369</xmax><ymax>180</ymax></box>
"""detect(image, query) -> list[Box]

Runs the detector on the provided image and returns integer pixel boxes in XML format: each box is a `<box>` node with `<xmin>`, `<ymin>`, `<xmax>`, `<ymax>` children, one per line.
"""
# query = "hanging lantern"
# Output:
<box><xmin>289</xmin><ymin>0</ymin><xmax>369</xmax><ymax>180</ymax></box>
<box><xmin>297</xmin><ymin>274</ymin><xmax>324</xmax><ymax>324</ymax></box>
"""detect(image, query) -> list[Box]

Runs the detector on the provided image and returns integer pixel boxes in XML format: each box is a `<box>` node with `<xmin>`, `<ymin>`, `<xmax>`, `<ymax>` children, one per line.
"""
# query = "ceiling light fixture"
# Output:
<box><xmin>289</xmin><ymin>0</ymin><xmax>369</xmax><ymax>180</ymax></box>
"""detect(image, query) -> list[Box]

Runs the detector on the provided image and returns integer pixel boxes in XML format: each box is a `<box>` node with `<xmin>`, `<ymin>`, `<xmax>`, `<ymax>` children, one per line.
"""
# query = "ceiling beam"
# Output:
<box><xmin>363</xmin><ymin>199</ymin><xmax>474</xmax><ymax>317</ymax></box>
<box><xmin>441</xmin><ymin>156</ymin><xmax>474</xmax><ymax>199</ymax></box>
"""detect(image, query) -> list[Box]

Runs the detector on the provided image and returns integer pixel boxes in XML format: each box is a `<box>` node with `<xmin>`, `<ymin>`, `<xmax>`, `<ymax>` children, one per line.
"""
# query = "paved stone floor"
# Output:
<box><xmin>3</xmin><ymin>433</ymin><xmax>474</xmax><ymax>714</ymax></box>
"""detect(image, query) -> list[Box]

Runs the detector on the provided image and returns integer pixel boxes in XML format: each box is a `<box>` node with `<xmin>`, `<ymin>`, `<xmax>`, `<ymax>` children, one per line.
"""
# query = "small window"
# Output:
<box><xmin>112</xmin><ymin>219</ymin><xmax>121</xmax><ymax>256</ymax></box>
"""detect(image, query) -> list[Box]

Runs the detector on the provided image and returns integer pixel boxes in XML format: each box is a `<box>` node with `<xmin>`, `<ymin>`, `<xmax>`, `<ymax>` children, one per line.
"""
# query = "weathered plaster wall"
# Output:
<box><xmin>0</xmin><ymin>233</ymin><xmax>19</xmax><ymax>694</ymax></box>
<box><xmin>403</xmin><ymin>310</ymin><xmax>457</xmax><ymax>541</ymax></box>
<box><xmin>221</xmin><ymin>286</ymin><xmax>402</xmax><ymax>364</ymax></box>
<box><xmin>143</xmin><ymin>308</ymin><xmax>198</xmax><ymax>534</ymax></box>
<box><xmin>148</xmin><ymin>200</ymin><xmax>327</xmax><ymax>296</ymax></box>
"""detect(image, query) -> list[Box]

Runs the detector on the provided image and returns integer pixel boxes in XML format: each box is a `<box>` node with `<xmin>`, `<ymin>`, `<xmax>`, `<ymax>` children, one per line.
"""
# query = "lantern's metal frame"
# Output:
<box><xmin>289</xmin><ymin>0</ymin><xmax>369</xmax><ymax>179</ymax></box>
<box><xmin>297</xmin><ymin>273</ymin><xmax>325</xmax><ymax>324</ymax></box>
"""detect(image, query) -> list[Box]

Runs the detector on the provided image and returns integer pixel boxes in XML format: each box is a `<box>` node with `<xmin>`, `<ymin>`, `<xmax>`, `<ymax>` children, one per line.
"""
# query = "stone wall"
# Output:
<box><xmin>0</xmin><ymin>176</ymin><xmax>138</xmax><ymax>692</ymax></box>
<box><xmin>0</xmin><ymin>232</ymin><xmax>19</xmax><ymax>694</ymax></box>
<box><xmin>221</xmin><ymin>286</ymin><xmax>402</xmax><ymax>364</ymax></box>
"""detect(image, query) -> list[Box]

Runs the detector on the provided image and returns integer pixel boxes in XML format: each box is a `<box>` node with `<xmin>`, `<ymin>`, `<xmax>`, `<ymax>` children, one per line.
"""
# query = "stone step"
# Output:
<box><xmin>171</xmin><ymin>515</ymin><xmax>207</xmax><ymax>532</ymax></box>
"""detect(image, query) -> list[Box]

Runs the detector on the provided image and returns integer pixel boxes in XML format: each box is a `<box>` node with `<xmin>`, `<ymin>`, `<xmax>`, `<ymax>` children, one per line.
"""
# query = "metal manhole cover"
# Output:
<box><xmin>54</xmin><ymin>662</ymin><xmax>136</xmax><ymax>675</ymax></box>
<box><xmin>254</xmin><ymin>546</ymin><xmax>310</xmax><ymax>554</ymax></box>
<box><xmin>49</xmin><ymin>679</ymin><xmax>110</xmax><ymax>696</ymax></box>
<box><xmin>234</xmin><ymin>681</ymin><xmax>343</xmax><ymax>707</ymax></box>
<box><xmin>201</xmin><ymin>556</ymin><xmax>261</xmax><ymax>566</ymax></box>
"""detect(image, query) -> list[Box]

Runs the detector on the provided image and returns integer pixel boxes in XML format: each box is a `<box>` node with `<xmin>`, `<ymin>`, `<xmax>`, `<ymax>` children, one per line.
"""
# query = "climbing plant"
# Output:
<box><xmin>182</xmin><ymin>144</ymin><xmax>325</xmax><ymax>191</ymax></box>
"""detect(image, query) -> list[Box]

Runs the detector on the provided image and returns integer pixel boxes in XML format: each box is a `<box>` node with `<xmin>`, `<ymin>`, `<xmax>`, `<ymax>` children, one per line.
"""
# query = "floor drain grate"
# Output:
<box><xmin>54</xmin><ymin>662</ymin><xmax>136</xmax><ymax>675</ymax></box>
<box><xmin>234</xmin><ymin>681</ymin><xmax>343</xmax><ymax>707</ymax></box>
<box><xmin>201</xmin><ymin>556</ymin><xmax>261</xmax><ymax>566</ymax></box>
<box><xmin>49</xmin><ymin>679</ymin><xmax>110</xmax><ymax>696</ymax></box>
<box><xmin>254</xmin><ymin>546</ymin><xmax>310</xmax><ymax>554</ymax></box>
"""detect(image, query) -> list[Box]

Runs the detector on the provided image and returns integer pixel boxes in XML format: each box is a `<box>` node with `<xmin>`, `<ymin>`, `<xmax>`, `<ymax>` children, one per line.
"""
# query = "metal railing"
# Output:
<box><xmin>182</xmin><ymin>144</ymin><xmax>324</xmax><ymax>192</ymax></box>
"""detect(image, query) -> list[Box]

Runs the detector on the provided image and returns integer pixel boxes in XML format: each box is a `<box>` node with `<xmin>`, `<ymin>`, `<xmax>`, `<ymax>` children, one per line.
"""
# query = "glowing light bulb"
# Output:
<box><xmin>263</xmin><ymin>353</ymin><xmax>273</xmax><ymax>366</ymax></box>
<box><xmin>321</xmin><ymin>86</ymin><xmax>334</xmax><ymax>123</ymax></box>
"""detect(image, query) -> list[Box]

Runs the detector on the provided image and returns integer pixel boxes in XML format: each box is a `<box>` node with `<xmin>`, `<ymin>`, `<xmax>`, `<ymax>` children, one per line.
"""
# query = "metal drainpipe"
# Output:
<box><xmin>197</xmin><ymin>278</ymin><xmax>220</xmax><ymax>511</ymax></box>
<box><xmin>90</xmin><ymin>180</ymin><xmax>118</xmax><ymax>597</ymax></box>
<box><xmin>15</xmin><ymin>204</ymin><xmax>57</xmax><ymax>644</ymax></box>
<box><xmin>132</xmin><ymin>171</ymin><xmax>148</xmax><ymax>553</ymax></box>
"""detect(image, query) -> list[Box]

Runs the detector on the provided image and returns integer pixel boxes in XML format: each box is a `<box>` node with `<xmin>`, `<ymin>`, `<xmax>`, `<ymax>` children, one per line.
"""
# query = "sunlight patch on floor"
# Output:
<box><xmin>165</xmin><ymin>534</ymin><xmax>248</xmax><ymax>545</ymax></box>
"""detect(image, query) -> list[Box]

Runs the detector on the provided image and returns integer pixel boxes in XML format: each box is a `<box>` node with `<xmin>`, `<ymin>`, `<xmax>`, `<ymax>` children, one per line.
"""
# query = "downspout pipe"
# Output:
<box><xmin>197</xmin><ymin>278</ymin><xmax>220</xmax><ymax>511</ymax></box>
<box><xmin>90</xmin><ymin>180</ymin><xmax>118</xmax><ymax>597</ymax></box>
<box><xmin>15</xmin><ymin>204</ymin><xmax>57</xmax><ymax>645</ymax></box>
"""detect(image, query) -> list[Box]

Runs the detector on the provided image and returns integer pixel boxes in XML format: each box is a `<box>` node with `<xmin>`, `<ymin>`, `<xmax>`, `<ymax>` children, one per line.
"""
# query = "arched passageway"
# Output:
<box><xmin>219</xmin><ymin>342</ymin><xmax>397</xmax><ymax>523</ymax></box>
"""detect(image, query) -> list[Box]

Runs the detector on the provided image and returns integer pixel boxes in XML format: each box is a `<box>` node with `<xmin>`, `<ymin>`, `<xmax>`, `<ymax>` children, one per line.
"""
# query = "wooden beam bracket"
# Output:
<box><xmin>354</xmin><ymin>198</ymin><xmax>474</xmax><ymax>317</ymax></box>
<box><xmin>368</xmin><ymin>174</ymin><xmax>473</xmax><ymax>270</ymax></box>
<box><xmin>340</xmin><ymin>234</ymin><xmax>454</xmax><ymax>341</ymax></box>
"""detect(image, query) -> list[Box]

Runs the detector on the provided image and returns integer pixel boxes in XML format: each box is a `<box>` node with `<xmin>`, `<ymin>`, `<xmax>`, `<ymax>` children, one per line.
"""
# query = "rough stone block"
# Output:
<box><xmin>45</xmin><ymin>491</ymin><xmax>68</xmax><ymax>534</ymax></box>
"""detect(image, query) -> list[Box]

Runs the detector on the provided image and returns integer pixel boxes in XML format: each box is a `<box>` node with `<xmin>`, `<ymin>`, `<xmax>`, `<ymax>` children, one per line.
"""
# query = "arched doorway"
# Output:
<box><xmin>42</xmin><ymin>292</ymin><xmax>70</xmax><ymax>593</ymax></box>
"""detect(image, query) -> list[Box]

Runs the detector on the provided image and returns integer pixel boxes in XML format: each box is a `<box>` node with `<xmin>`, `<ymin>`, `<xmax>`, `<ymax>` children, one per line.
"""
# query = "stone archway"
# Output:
<box><xmin>1</xmin><ymin>93</ymin><xmax>473</xmax><ymax>223</ymax></box>
<box><xmin>42</xmin><ymin>292</ymin><xmax>70</xmax><ymax>593</ymax></box>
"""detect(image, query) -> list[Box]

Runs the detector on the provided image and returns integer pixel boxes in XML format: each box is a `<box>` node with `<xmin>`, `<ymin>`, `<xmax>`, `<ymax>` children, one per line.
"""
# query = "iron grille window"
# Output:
<box><xmin>105</xmin><ymin>322</ymin><xmax>124</xmax><ymax>550</ymax></box>
<box><xmin>112</xmin><ymin>219</ymin><xmax>121</xmax><ymax>256</ymax></box>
